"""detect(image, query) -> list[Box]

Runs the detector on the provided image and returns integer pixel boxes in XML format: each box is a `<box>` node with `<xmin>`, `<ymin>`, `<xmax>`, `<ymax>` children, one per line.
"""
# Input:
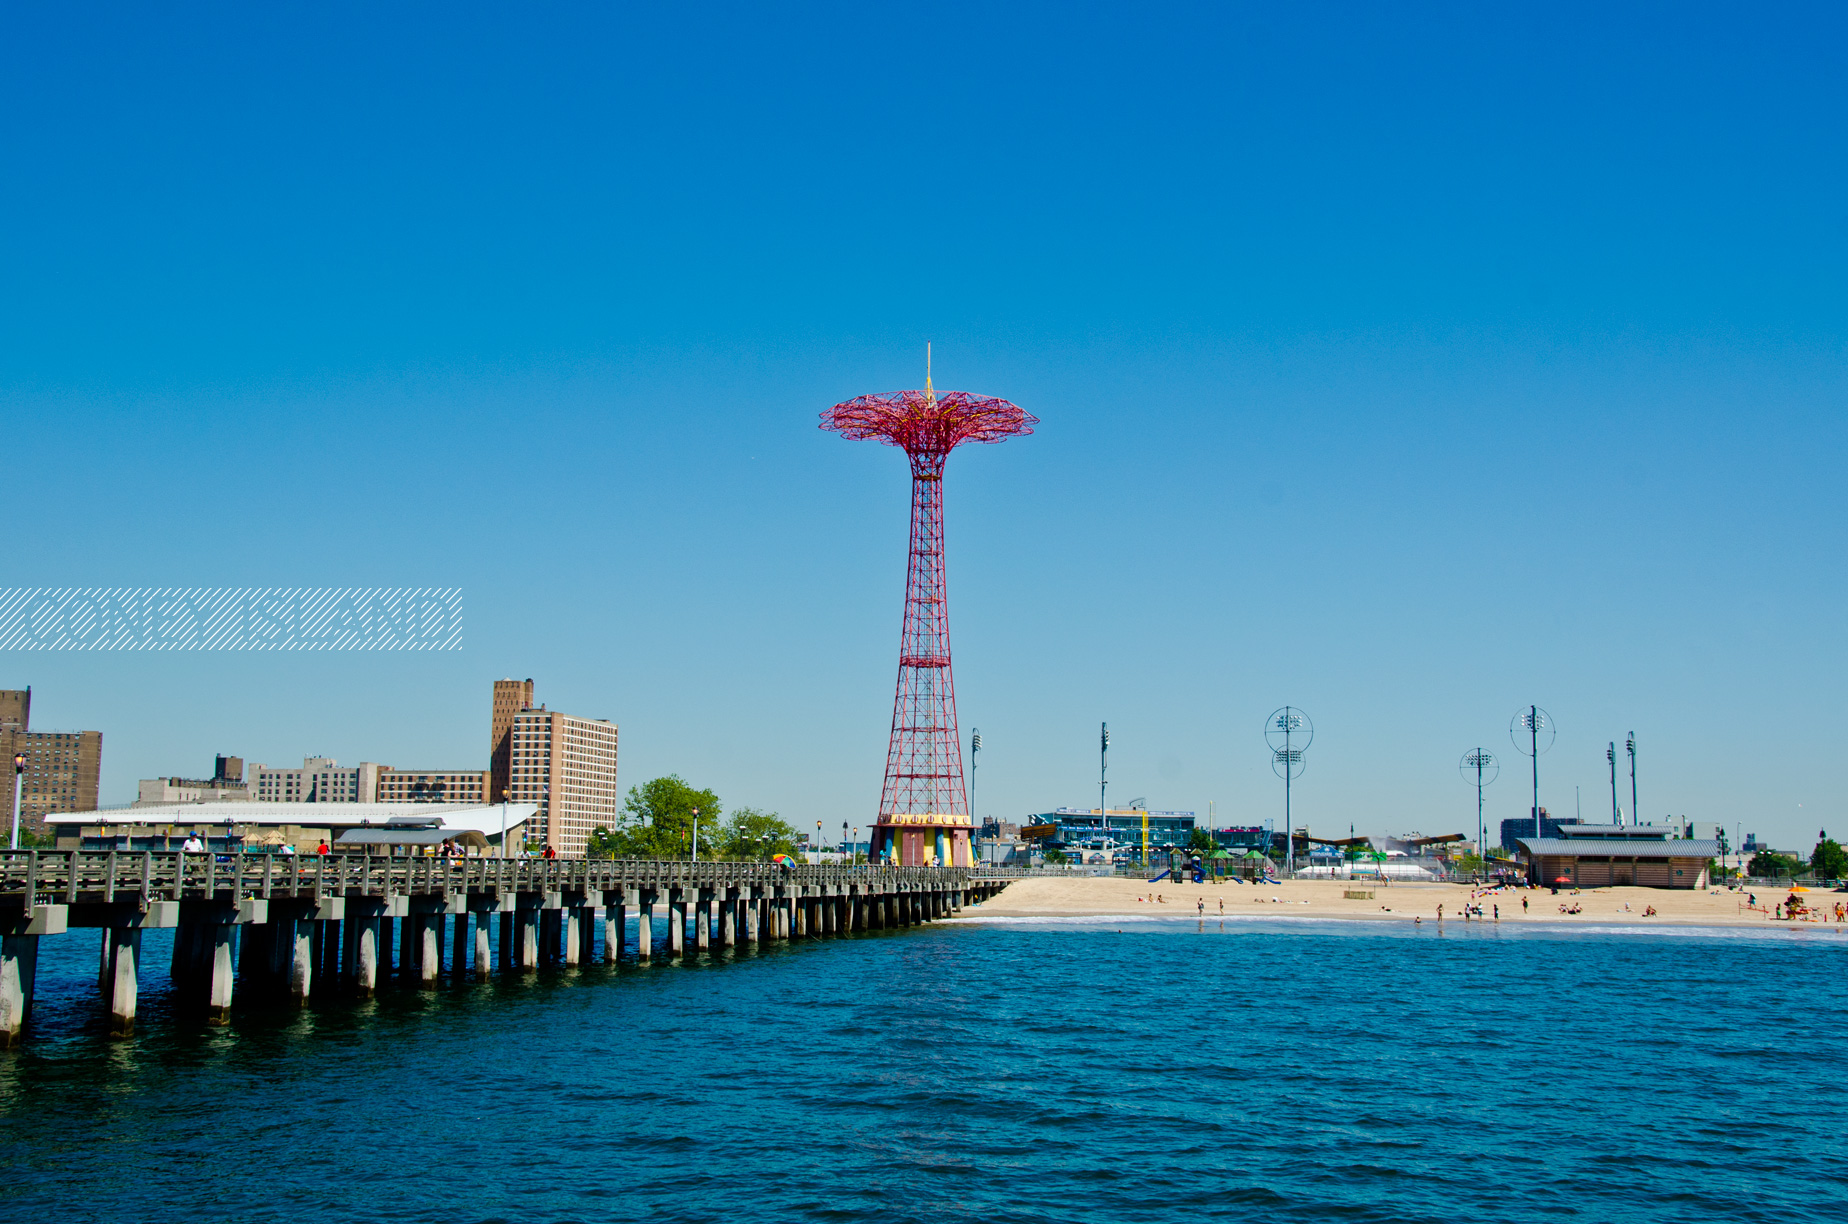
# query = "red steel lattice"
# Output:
<box><xmin>821</xmin><ymin>385</ymin><xmax>1036</xmax><ymax>867</ymax></box>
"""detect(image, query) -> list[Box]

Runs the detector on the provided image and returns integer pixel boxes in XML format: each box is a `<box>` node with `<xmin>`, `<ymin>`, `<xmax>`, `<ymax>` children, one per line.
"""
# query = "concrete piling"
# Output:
<box><xmin>636</xmin><ymin>889</ymin><xmax>654</xmax><ymax>962</ymax></box>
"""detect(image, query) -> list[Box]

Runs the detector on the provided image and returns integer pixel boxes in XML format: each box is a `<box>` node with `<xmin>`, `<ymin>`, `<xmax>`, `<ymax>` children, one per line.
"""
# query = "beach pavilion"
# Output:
<box><xmin>1514</xmin><ymin>823</ymin><xmax>1719</xmax><ymax>889</ymax></box>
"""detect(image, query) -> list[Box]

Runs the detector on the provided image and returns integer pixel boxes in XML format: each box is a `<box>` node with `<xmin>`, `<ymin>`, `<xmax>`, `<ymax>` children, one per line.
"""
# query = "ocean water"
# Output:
<box><xmin>2</xmin><ymin>913</ymin><xmax>1845</xmax><ymax>1223</ymax></box>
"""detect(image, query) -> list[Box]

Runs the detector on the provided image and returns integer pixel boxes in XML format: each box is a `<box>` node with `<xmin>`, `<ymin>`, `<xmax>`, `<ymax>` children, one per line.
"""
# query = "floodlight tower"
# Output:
<box><xmin>821</xmin><ymin>355</ymin><xmax>1036</xmax><ymax>867</ymax></box>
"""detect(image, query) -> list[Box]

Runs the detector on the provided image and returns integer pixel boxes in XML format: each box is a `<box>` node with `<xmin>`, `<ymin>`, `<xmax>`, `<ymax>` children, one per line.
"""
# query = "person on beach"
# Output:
<box><xmin>1436</xmin><ymin>903</ymin><xmax>1443</xmax><ymax>921</ymax></box>
<box><xmin>1218</xmin><ymin>898</ymin><xmax>1224</xmax><ymax>914</ymax></box>
<box><xmin>1521</xmin><ymin>897</ymin><xmax>1528</xmax><ymax>914</ymax></box>
<box><xmin>1493</xmin><ymin>904</ymin><xmax>1499</xmax><ymax>921</ymax></box>
<box><xmin>1197</xmin><ymin>898</ymin><xmax>1205</xmax><ymax>915</ymax></box>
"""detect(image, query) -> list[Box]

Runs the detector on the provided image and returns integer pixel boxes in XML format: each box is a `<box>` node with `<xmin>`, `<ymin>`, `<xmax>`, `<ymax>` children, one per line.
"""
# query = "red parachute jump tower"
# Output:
<box><xmin>821</xmin><ymin>359</ymin><xmax>1036</xmax><ymax>867</ymax></box>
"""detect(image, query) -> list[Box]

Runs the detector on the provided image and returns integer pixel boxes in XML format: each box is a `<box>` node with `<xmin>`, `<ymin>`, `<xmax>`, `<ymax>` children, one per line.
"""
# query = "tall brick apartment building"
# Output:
<box><xmin>491</xmin><ymin>680</ymin><xmax>617</xmax><ymax>856</ymax></box>
<box><xmin>2</xmin><ymin>687</ymin><xmax>103</xmax><ymax>839</ymax></box>
<box><xmin>490</xmin><ymin>678</ymin><xmax>534</xmax><ymax>802</ymax></box>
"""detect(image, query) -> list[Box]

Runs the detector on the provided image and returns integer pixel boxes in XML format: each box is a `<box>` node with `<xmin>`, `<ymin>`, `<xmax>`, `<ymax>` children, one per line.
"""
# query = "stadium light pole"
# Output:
<box><xmin>1099</xmin><ymin>723</ymin><xmax>1109</xmax><ymax>845</ymax></box>
<box><xmin>1267</xmin><ymin>708</ymin><xmax>1313</xmax><ymax>878</ymax></box>
<box><xmin>969</xmin><ymin>728</ymin><xmax>981</xmax><ymax>829</ymax></box>
<box><xmin>1608</xmin><ymin>742</ymin><xmax>1619</xmax><ymax>822</ymax></box>
<box><xmin>1627</xmin><ymin>733</ymin><xmax>1637</xmax><ymax>827</ymax></box>
<box><xmin>1460</xmin><ymin>749</ymin><xmax>1498</xmax><ymax>875</ymax></box>
<box><xmin>1511</xmin><ymin>707</ymin><xmax>1555</xmax><ymax>873</ymax></box>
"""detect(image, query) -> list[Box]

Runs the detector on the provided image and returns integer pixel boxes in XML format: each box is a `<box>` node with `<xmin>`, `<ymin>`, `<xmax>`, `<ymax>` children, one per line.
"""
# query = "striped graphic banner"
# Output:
<box><xmin>0</xmin><ymin>588</ymin><xmax>463</xmax><ymax>651</ymax></box>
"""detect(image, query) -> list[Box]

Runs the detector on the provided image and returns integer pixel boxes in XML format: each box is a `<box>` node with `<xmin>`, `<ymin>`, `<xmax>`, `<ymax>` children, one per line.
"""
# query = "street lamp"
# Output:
<box><xmin>691</xmin><ymin>808</ymin><xmax>700</xmax><ymax>863</ymax></box>
<box><xmin>10</xmin><ymin>752</ymin><xmax>25</xmax><ymax>851</ymax></box>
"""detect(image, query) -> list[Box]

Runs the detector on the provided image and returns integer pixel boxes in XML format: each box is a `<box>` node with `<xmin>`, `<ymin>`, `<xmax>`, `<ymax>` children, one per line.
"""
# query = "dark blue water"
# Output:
<box><xmin>3</xmin><ymin>914</ymin><xmax>1845</xmax><ymax>1223</ymax></box>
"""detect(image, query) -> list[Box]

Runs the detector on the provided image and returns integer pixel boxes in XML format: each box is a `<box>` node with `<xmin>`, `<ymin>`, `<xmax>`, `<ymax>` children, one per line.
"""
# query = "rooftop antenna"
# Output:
<box><xmin>925</xmin><ymin>342</ymin><xmax>935</xmax><ymax>405</ymax></box>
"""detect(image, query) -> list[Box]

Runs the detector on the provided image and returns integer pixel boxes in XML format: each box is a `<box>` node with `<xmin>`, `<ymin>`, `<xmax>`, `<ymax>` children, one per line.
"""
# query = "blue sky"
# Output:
<box><xmin>3</xmin><ymin>2</ymin><xmax>1844</xmax><ymax>849</ymax></box>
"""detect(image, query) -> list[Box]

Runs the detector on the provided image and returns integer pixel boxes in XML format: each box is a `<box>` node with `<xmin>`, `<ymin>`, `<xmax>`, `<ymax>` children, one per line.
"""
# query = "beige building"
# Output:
<box><xmin>490</xmin><ymin>678</ymin><xmax>534</xmax><ymax>802</ymax></box>
<box><xmin>2</xmin><ymin>687</ymin><xmax>104</xmax><ymax>837</ymax></box>
<box><xmin>507</xmin><ymin>707</ymin><xmax>618</xmax><ymax>856</ymax></box>
<box><xmin>135</xmin><ymin>755</ymin><xmax>251</xmax><ymax>806</ymax></box>
<box><xmin>249</xmin><ymin>757</ymin><xmax>384</xmax><ymax>803</ymax></box>
<box><xmin>375</xmin><ymin>767</ymin><xmax>490</xmax><ymax>804</ymax></box>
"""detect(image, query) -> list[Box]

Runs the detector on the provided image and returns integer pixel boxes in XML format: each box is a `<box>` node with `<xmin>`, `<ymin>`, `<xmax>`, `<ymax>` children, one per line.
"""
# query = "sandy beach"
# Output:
<box><xmin>962</xmin><ymin>874</ymin><xmax>1848</xmax><ymax>929</ymax></box>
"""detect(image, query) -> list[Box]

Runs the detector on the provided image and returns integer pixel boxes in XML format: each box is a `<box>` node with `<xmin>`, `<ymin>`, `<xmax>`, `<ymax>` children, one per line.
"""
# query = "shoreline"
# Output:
<box><xmin>961</xmin><ymin>874</ymin><xmax>1845</xmax><ymax>931</ymax></box>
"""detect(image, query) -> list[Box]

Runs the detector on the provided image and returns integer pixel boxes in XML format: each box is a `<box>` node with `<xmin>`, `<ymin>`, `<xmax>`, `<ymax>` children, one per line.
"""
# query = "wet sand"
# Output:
<box><xmin>963</xmin><ymin>874</ymin><xmax>1846</xmax><ymax>928</ymax></box>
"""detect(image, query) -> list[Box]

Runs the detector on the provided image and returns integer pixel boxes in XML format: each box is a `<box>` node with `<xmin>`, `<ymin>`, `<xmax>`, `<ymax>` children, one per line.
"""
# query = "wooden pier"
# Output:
<box><xmin>0</xmin><ymin>850</ymin><xmax>1001</xmax><ymax>1045</ymax></box>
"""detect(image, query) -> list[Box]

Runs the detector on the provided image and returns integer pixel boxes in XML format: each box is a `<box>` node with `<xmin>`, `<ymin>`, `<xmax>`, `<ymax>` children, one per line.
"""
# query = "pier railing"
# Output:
<box><xmin>0</xmin><ymin>849</ymin><xmax>968</xmax><ymax>909</ymax></box>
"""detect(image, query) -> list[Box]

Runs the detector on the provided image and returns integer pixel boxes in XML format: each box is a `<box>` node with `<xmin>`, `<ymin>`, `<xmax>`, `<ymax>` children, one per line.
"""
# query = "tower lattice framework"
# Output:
<box><xmin>822</xmin><ymin>379</ymin><xmax>1035</xmax><ymax>867</ymax></box>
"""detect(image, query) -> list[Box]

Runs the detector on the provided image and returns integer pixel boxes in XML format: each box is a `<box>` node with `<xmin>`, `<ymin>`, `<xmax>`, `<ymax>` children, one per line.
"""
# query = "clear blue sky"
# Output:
<box><xmin>4</xmin><ymin>2</ymin><xmax>1844</xmax><ymax>850</ymax></box>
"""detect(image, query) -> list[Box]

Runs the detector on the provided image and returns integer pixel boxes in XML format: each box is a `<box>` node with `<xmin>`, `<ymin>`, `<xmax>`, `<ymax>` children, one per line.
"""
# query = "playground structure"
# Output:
<box><xmin>820</xmin><ymin>358</ymin><xmax>1036</xmax><ymax>868</ymax></box>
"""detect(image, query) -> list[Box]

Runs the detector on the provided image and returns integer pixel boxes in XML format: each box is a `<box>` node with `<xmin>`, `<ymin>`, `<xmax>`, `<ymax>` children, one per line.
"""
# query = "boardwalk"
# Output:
<box><xmin>0</xmin><ymin>849</ymin><xmax>1001</xmax><ymax>1044</ymax></box>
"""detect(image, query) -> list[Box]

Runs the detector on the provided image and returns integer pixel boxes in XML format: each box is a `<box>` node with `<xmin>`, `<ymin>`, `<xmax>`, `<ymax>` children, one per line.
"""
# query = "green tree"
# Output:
<box><xmin>1748</xmin><ymin>851</ymin><xmax>1801</xmax><ymax>879</ymax></box>
<box><xmin>1185</xmin><ymin>828</ymin><xmax>1217</xmax><ymax>855</ymax></box>
<box><xmin>713</xmin><ymin>806</ymin><xmax>801</xmax><ymax>860</ymax></box>
<box><xmin>1811</xmin><ymin>838</ymin><xmax>1848</xmax><ymax>880</ymax></box>
<box><xmin>597</xmin><ymin>775</ymin><xmax>722</xmax><ymax>858</ymax></box>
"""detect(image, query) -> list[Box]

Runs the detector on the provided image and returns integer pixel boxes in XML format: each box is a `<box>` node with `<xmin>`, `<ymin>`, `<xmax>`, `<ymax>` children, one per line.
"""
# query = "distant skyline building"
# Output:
<box><xmin>490</xmin><ymin>677</ymin><xmax>534</xmax><ymax>802</ymax></box>
<box><xmin>2</xmin><ymin>686</ymin><xmax>104</xmax><ymax>836</ymax></box>
<box><xmin>376</xmin><ymin>767</ymin><xmax>489</xmax><ymax>805</ymax></box>
<box><xmin>137</xmin><ymin>754</ymin><xmax>250</xmax><ymax>805</ymax></box>
<box><xmin>249</xmin><ymin>757</ymin><xmax>383</xmax><ymax>804</ymax></box>
<box><xmin>507</xmin><ymin>706</ymin><xmax>618</xmax><ymax>857</ymax></box>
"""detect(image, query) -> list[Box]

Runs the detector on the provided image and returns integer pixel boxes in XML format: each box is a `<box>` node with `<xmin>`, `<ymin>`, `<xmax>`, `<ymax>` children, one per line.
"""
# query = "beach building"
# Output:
<box><xmin>43</xmin><ymin>801</ymin><xmax>535</xmax><ymax>854</ymax></box>
<box><xmin>1514</xmin><ymin>821</ymin><xmax>1719</xmax><ymax>889</ymax></box>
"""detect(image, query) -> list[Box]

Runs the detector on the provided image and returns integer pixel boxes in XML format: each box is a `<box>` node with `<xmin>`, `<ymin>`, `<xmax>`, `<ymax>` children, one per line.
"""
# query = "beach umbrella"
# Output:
<box><xmin>1554</xmin><ymin>876</ymin><xmax>1572</xmax><ymax>884</ymax></box>
<box><xmin>1790</xmin><ymin>885</ymin><xmax>1811</xmax><ymax>892</ymax></box>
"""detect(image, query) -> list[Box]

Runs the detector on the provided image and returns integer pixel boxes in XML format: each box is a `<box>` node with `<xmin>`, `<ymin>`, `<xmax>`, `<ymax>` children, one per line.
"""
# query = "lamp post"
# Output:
<box><xmin>816</xmin><ymin>821</ymin><xmax>823</xmax><ymax>865</ymax></box>
<box><xmin>852</xmin><ymin>826</ymin><xmax>859</xmax><ymax>866</ymax></box>
<box><xmin>691</xmin><ymin>808</ymin><xmax>700</xmax><ymax>863</ymax></box>
<box><xmin>10</xmin><ymin>752</ymin><xmax>24</xmax><ymax>851</ymax></box>
<box><xmin>1266</xmin><ymin>708</ymin><xmax>1313</xmax><ymax>879</ymax></box>
<box><xmin>1459</xmin><ymin>749</ymin><xmax>1498</xmax><ymax>876</ymax></box>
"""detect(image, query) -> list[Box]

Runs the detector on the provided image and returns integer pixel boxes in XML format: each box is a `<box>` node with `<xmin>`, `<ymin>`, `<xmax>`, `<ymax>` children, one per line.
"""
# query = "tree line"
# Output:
<box><xmin>584</xmin><ymin>774</ymin><xmax>803</xmax><ymax>860</ymax></box>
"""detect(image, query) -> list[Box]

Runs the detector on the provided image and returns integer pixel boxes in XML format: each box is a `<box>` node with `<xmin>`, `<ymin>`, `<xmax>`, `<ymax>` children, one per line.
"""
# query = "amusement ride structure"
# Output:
<box><xmin>821</xmin><ymin>354</ymin><xmax>1035</xmax><ymax>866</ymax></box>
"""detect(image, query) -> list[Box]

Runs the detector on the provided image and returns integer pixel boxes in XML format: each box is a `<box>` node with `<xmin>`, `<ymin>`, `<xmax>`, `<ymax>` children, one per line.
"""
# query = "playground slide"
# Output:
<box><xmin>1147</xmin><ymin>868</ymin><xmax>1174</xmax><ymax>882</ymax></box>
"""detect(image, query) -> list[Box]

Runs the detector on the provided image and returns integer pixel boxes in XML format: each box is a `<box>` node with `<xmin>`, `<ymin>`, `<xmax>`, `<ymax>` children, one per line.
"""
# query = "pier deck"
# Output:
<box><xmin>0</xmin><ymin>850</ymin><xmax>999</xmax><ymax>1044</ymax></box>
